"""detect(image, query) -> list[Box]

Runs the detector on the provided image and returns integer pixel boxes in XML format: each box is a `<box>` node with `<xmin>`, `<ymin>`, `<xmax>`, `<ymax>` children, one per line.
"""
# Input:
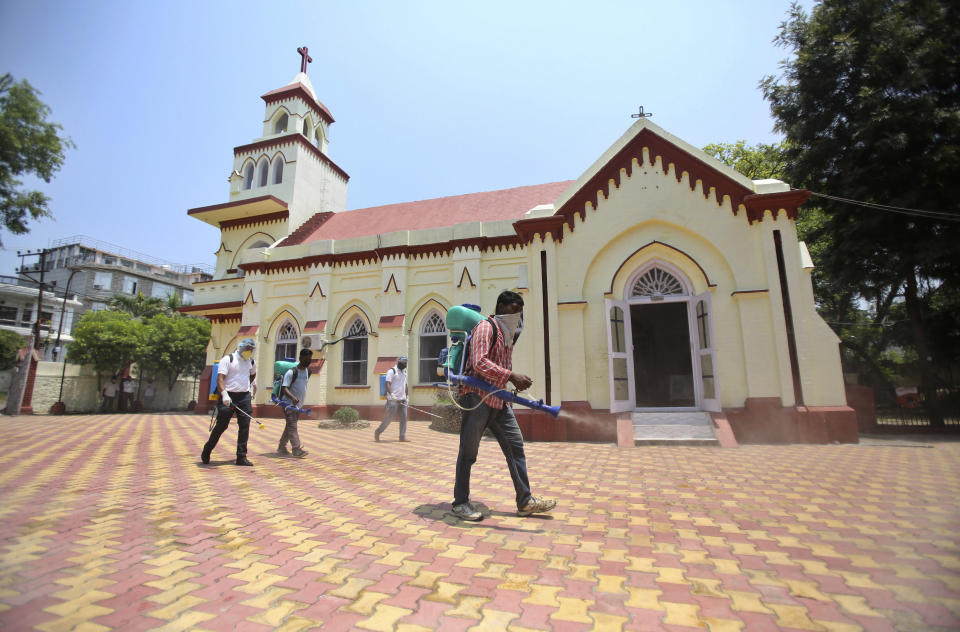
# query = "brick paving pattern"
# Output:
<box><xmin>0</xmin><ymin>413</ymin><xmax>958</xmax><ymax>631</ymax></box>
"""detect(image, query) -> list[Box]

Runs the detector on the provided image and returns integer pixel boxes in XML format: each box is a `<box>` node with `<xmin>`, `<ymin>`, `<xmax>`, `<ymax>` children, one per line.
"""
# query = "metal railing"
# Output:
<box><xmin>47</xmin><ymin>235</ymin><xmax>214</xmax><ymax>276</ymax></box>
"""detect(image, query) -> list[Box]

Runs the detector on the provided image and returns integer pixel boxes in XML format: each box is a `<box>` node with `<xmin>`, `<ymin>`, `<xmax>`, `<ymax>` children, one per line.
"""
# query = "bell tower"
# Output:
<box><xmin>228</xmin><ymin>46</ymin><xmax>349</xmax><ymax>234</ymax></box>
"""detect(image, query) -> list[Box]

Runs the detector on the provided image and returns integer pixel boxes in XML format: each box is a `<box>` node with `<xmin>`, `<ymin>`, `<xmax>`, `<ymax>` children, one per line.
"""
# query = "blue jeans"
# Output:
<box><xmin>376</xmin><ymin>400</ymin><xmax>407</xmax><ymax>439</ymax></box>
<box><xmin>204</xmin><ymin>391</ymin><xmax>252</xmax><ymax>458</ymax></box>
<box><xmin>453</xmin><ymin>392</ymin><xmax>532</xmax><ymax>509</ymax></box>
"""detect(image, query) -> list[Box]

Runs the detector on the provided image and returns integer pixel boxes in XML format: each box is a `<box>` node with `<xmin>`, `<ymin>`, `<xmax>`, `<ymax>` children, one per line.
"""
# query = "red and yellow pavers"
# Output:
<box><xmin>1</xmin><ymin>414</ymin><xmax>958</xmax><ymax>631</ymax></box>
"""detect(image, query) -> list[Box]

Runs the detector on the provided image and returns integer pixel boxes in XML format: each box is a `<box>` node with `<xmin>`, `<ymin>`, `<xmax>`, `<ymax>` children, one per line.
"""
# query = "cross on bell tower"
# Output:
<box><xmin>297</xmin><ymin>46</ymin><xmax>313</xmax><ymax>74</ymax></box>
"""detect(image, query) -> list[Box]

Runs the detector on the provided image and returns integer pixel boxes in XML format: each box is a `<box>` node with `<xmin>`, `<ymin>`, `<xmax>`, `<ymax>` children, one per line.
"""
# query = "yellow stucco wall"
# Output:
<box><xmin>194</xmin><ymin>124</ymin><xmax>847</xmax><ymax>415</ymax></box>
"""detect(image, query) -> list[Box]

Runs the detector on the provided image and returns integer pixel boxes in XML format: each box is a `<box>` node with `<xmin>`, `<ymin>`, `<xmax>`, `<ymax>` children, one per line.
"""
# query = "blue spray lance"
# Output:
<box><xmin>436</xmin><ymin>304</ymin><xmax>561</xmax><ymax>418</ymax></box>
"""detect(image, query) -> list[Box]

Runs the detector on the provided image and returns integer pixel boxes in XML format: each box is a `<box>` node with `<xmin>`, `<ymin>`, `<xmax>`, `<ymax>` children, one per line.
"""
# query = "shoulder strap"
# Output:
<box><xmin>487</xmin><ymin>317</ymin><xmax>499</xmax><ymax>355</ymax></box>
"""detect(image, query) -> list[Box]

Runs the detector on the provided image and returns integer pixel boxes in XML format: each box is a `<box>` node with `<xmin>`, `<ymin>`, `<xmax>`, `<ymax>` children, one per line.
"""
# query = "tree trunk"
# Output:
<box><xmin>904</xmin><ymin>271</ymin><xmax>943</xmax><ymax>426</ymax></box>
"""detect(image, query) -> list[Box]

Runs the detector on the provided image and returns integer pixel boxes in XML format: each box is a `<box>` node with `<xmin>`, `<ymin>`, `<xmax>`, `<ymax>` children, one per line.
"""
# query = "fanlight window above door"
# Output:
<box><xmin>631</xmin><ymin>267</ymin><xmax>685</xmax><ymax>297</ymax></box>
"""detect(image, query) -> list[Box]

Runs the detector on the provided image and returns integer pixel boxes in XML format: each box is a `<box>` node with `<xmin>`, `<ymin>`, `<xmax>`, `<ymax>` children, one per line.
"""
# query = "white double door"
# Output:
<box><xmin>605</xmin><ymin>294</ymin><xmax>718</xmax><ymax>414</ymax></box>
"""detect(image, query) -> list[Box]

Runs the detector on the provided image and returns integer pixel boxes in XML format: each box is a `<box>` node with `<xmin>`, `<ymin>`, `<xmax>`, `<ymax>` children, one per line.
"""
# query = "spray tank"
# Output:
<box><xmin>436</xmin><ymin>304</ymin><xmax>560</xmax><ymax>418</ymax></box>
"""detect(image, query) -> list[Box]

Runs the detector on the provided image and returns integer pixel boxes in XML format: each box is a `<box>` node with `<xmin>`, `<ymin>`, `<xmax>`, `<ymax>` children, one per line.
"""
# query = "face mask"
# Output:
<box><xmin>494</xmin><ymin>312</ymin><xmax>523</xmax><ymax>347</ymax></box>
<box><xmin>240</xmin><ymin>348</ymin><xmax>253</xmax><ymax>360</ymax></box>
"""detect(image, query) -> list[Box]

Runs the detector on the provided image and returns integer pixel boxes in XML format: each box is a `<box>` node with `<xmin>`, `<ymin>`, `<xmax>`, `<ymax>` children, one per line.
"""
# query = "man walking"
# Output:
<box><xmin>451</xmin><ymin>290</ymin><xmax>556</xmax><ymax>521</ymax></box>
<box><xmin>101</xmin><ymin>376</ymin><xmax>118</xmax><ymax>412</ymax></box>
<box><xmin>375</xmin><ymin>356</ymin><xmax>408</xmax><ymax>442</ymax></box>
<box><xmin>202</xmin><ymin>338</ymin><xmax>257</xmax><ymax>466</ymax></box>
<box><xmin>277</xmin><ymin>348</ymin><xmax>312</xmax><ymax>458</ymax></box>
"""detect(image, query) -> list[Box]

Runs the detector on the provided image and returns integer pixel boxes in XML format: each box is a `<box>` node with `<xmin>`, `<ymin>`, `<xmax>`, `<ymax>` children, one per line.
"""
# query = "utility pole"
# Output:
<box><xmin>17</xmin><ymin>248</ymin><xmax>51</xmax><ymax>350</ymax></box>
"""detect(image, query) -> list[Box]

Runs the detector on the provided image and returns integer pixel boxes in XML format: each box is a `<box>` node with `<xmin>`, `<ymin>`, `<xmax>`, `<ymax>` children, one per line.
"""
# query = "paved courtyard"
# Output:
<box><xmin>0</xmin><ymin>413</ymin><xmax>958</xmax><ymax>631</ymax></box>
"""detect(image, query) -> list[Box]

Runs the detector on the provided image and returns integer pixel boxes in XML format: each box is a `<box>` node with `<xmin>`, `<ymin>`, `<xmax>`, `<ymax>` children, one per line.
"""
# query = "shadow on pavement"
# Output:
<box><xmin>413</xmin><ymin>503</ymin><xmax>549</xmax><ymax>532</ymax></box>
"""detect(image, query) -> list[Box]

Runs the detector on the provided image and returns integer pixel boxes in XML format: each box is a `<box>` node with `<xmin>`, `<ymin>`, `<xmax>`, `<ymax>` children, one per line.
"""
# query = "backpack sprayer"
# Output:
<box><xmin>435</xmin><ymin>304</ymin><xmax>561</xmax><ymax>418</ymax></box>
<box><xmin>206</xmin><ymin>334</ymin><xmax>361</xmax><ymax>429</ymax></box>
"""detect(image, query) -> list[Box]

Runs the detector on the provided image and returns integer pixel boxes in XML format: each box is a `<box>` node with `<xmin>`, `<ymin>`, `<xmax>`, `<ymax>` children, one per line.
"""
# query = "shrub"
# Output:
<box><xmin>333</xmin><ymin>406</ymin><xmax>360</xmax><ymax>425</ymax></box>
<box><xmin>0</xmin><ymin>329</ymin><xmax>26</xmax><ymax>370</ymax></box>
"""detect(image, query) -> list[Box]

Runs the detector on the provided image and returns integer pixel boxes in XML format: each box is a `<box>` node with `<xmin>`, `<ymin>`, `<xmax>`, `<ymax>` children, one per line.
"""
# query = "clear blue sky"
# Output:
<box><xmin>0</xmin><ymin>0</ymin><xmax>813</xmax><ymax>276</ymax></box>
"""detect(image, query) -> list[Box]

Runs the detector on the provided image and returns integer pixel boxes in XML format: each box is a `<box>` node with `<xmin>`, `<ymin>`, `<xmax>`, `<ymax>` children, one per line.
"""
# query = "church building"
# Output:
<box><xmin>183</xmin><ymin>52</ymin><xmax>857</xmax><ymax>444</ymax></box>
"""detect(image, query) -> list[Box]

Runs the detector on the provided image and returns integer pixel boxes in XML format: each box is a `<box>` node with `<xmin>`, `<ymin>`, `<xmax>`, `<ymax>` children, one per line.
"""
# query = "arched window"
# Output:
<box><xmin>274</xmin><ymin>322</ymin><xmax>298</xmax><ymax>363</ymax></box>
<box><xmin>302</xmin><ymin>116</ymin><xmax>312</xmax><ymax>138</ymax></box>
<box><xmin>258</xmin><ymin>161</ymin><xmax>269</xmax><ymax>187</ymax></box>
<box><xmin>315</xmin><ymin>129</ymin><xmax>323</xmax><ymax>149</ymax></box>
<box><xmin>631</xmin><ymin>267</ymin><xmax>685</xmax><ymax>298</ymax></box>
<box><xmin>242</xmin><ymin>163</ymin><xmax>254</xmax><ymax>190</ymax></box>
<box><xmin>274</xmin><ymin>113</ymin><xmax>288</xmax><ymax>134</ymax></box>
<box><xmin>341</xmin><ymin>318</ymin><xmax>368</xmax><ymax>385</ymax></box>
<box><xmin>273</xmin><ymin>158</ymin><xmax>283</xmax><ymax>184</ymax></box>
<box><xmin>418</xmin><ymin>312</ymin><xmax>448</xmax><ymax>383</ymax></box>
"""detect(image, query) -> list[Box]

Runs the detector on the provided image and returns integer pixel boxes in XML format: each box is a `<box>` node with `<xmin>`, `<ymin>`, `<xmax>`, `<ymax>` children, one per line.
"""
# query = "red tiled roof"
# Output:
<box><xmin>285</xmin><ymin>181</ymin><xmax>573</xmax><ymax>245</ymax></box>
<box><xmin>374</xmin><ymin>357</ymin><xmax>399</xmax><ymax>374</ymax></box>
<box><xmin>304</xmin><ymin>320</ymin><xmax>326</xmax><ymax>333</ymax></box>
<box><xmin>379</xmin><ymin>315</ymin><xmax>404</xmax><ymax>328</ymax></box>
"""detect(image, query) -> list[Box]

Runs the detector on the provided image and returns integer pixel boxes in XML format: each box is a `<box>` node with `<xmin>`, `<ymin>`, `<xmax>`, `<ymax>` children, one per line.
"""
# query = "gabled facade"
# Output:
<box><xmin>184</xmin><ymin>65</ymin><xmax>856</xmax><ymax>444</ymax></box>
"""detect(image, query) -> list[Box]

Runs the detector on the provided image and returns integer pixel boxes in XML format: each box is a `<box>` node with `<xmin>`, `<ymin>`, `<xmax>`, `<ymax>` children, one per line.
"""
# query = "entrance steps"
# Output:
<box><xmin>630</xmin><ymin>411</ymin><xmax>719</xmax><ymax>446</ymax></box>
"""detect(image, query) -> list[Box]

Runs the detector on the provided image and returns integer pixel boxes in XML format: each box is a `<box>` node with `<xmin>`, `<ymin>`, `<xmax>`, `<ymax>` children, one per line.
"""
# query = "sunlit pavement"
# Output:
<box><xmin>0</xmin><ymin>413</ymin><xmax>958</xmax><ymax>631</ymax></box>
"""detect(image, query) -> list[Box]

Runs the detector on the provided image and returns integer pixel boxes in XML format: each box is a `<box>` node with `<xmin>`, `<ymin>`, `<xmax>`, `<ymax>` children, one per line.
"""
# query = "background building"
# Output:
<box><xmin>14</xmin><ymin>236</ymin><xmax>213</xmax><ymax>332</ymax></box>
<box><xmin>0</xmin><ymin>276</ymin><xmax>81</xmax><ymax>361</ymax></box>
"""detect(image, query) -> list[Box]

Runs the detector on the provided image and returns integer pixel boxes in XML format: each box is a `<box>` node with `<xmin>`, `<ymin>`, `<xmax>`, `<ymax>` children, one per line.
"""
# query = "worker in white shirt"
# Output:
<box><xmin>375</xmin><ymin>356</ymin><xmax>409</xmax><ymax>442</ymax></box>
<box><xmin>201</xmin><ymin>338</ymin><xmax>257</xmax><ymax>466</ymax></box>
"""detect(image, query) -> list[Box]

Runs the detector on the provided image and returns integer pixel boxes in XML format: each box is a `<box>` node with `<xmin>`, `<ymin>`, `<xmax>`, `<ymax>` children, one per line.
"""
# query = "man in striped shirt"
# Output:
<box><xmin>452</xmin><ymin>290</ymin><xmax>557</xmax><ymax>521</ymax></box>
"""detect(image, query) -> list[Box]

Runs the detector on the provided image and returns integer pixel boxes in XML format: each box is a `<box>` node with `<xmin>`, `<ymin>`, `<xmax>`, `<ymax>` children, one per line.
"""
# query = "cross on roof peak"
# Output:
<box><xmin>297</xmin><ymin>46</ymin><xmax>313</xmax><ymax>74</ymax></box>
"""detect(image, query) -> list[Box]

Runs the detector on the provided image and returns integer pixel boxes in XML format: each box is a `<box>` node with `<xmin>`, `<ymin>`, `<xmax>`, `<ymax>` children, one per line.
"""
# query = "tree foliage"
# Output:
<box><xmin>760</xmin><ymin>0</ymin><xmax>960</xmax><ymax>418</ymax></box>
<box><xmin>108</xmin><ymin>292</ymin><xmax>168</xmax><ymax>320</ymax></box>
<box><xmin>68</xmin><ymin>310</ymin><xmax>144</xmax><ymax>385</ymax></box>
<box><xmin>0</xmin><ymin>73</ymin><xmax>74</xmax><ymax>245</ymax></box>
<box><xmin>138</xmin><ymin>314</ymin><xmax>210</xmax><ymax>391</ymax></box>
<box><xmin>0</xmin><ymin>329</ymin><xmax>26</xmax><ymax>371</ymax></box>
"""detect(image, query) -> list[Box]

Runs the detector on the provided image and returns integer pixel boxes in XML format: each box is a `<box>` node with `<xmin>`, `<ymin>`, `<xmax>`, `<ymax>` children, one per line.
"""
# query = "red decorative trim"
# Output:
<box><xmin>457</xmin><ymin>267</ymin><xmax>475</xmax><ymax>289</ymax></box>
<box><xmin>304</xmin><ymin>320</ymin><xmax>326</xmax><ymax>332</ymax></box>
<box><xmin>308</xmin><ymin>358</ymin><xmax>325</xmax><ymax>372</ymax></box>
<box><xmin>207</xmin><ymin>313</ymin><xmax>242</xmax><ymax>323</ymax></box>
<box><xmin>179</xmin><ymin>300</ymin><xmax>243</xmax><ymax>313</ymax></box>
<box><xmin>378</xmin><ymin>315</ymin><xmax>404</xmax><ymax>328</ymax></box>
<box><xmin>513</xmin><ymin>216</ymin><xmax>566</xmax><ymax>243</ymax></box>
<box><xmin>276</xmin><ymin>211</ymin><xmax>335</xmax><ymax>247</ymax></box>
<box><xmin>188</xmin><ymin>195</ymin><xmax>288</xmax><ymax>217</ymax></box>
<box><xmin>374</xmin><ymin>356</ymin><xmax>399</xmax><ymax>373</ymax></box>
<box><xmin>742</xmin><ymin>190</ymin><xmax>811</xmax><ymax>224</ymax></box>
<box><xmin>219</xmin><ymin>210</ymin><xmax>289</xmax><ymax>230</ymax></box>
<box><xmin>556</xmin><ymin>128</ymin><xmax>753</xmax><ymax>225</ymax></box>
<box><xmin>234</xmin><ymin>135</ymin><xmax>349</xmax><ymax>182</ymax></box>
<box><xmin>731</xmin><ymin>289</ymin><xmax>769</xmax><ymax>296</ymax></box>
<box><xmin>241</xmin><ymin>235</ymin><xmax>526</xmax><ymax>275</ymax></box>
<box><xmin>384</xmin><ymin>274</ymin><xmax>400</xmax><ymax>293</ymax></box>
<box><xmin>261</xmin><ymin>84</ymin><xmax>335</xmax><ymax>124</ymax></box>
<box><xmin>237</xmin><ymin>325</ymin><xmax>259</xmax><ymax>336</ymax></box>
<box><xmin>226</xmin><ymin>268</ymin><xmax>238</xmax><ymax>274</ymax></box>
<box><xmin>605</xmin><ymin>240</ymin><xmax>715</xmax><ymax>295</ymax></box>
<box><xmin>309</xmin><ymin>282</ymin><xmax>325</xmax><ymax>298</ymax></box>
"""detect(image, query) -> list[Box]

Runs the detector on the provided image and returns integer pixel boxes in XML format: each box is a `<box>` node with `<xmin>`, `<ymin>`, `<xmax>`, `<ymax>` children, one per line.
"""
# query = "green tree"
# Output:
<box><xmin>109</xmin><ymin>292</ymin><xmax>167</xmax><ymax>319</ymax></box>
<box><xmin>761</xmin><ymin>0</ymin><xmax>960</xmax><ymax>423</ymax></box>
<box><xmin>0</xmin><ymin>73</ymin><xmax>74</xmax><ymax>245</ymax></box>
<box><xmin>0</xmin><ymin>329</ymin><xmax>26</xmax><ymax>371</ymax></box>
<box><xmin>68</xmin><ymin>310</ymin><xmax>144</xmax><ymax>388</ymax></box>
<box><xmin>139</xmin><ymin>314</ymin><xmax>210</xmax><ymax>391</ymax></box>
<box><xmin>703</xmin><ymin>140</ymin><xmax>906</xmax><ymax>399</ymax></box>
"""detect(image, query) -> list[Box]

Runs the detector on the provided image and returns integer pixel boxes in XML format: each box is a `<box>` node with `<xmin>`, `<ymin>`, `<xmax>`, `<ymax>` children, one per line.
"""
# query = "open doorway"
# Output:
<box><xmin>630</xmin><ymin>302</ymin><xmax>695</xmax><ymax>407</ymax></box>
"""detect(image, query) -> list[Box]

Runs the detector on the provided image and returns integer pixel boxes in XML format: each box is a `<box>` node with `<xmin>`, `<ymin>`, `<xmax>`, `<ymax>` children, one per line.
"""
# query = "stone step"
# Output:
<box><xmin>631</xmin><ymin>411</ymin><xmax>713</xmax><ymax>426</ymax></box>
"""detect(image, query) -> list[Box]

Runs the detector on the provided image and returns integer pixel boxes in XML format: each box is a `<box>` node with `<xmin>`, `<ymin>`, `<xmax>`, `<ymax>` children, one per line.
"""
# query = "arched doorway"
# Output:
<box><xmin>605</xmin><ymin>261</ymin><xmax>718</xmax><ymax>413</ymax></box>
